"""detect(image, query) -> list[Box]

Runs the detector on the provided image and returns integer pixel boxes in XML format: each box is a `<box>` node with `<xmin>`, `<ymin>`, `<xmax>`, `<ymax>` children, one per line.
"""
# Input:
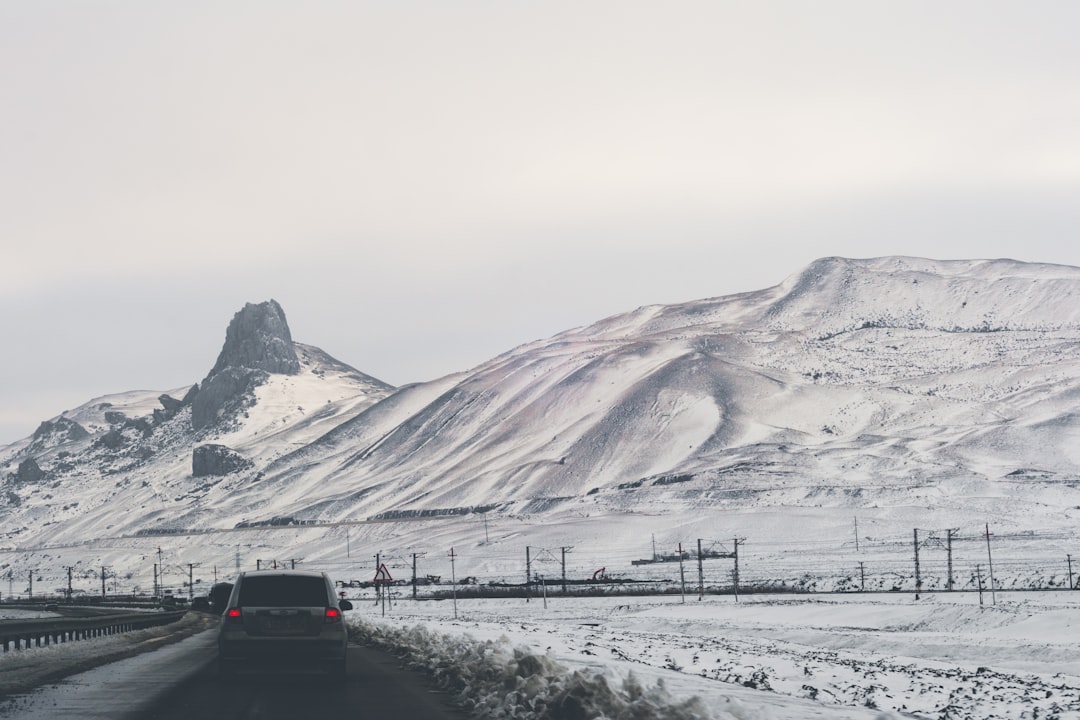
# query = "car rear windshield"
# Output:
<box><xmin>237</xmin><ymin>576</ymin><xmax>328</xmax><ymax>607</ymax></box>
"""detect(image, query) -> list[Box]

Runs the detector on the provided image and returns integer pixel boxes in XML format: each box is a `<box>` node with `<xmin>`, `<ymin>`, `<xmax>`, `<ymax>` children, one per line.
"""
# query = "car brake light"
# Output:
<box><xmin>324</xmin><ymin>607</ymin><xmax>342</xmax><ymax>623</ymax></box>
<box><xmin>226</xmin><ymin>608</ymin><xmax>242</xmax><ymax>622</ymax></box>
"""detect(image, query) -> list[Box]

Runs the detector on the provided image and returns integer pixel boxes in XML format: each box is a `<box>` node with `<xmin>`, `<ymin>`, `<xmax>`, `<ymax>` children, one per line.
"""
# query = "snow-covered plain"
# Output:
<box><xmin>0</xmin><ymin>592</ymin><xmax>1074</xmax><ymax>719</ymax></box>
<box><xmin>348</xmin><ymin>591</ymin><xmax>1080</xmax><ymax>720</ymax></box>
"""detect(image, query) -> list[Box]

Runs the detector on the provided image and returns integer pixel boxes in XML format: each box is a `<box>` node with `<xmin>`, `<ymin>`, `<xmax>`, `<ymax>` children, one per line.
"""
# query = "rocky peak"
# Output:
<box><xmin>191</xmin><ymin>300</ymin><xmax>299</xmax><ymax>431</ymax></box>
<box><xmin>209</xmin><ymin>300</ymin><xmax>299</xmax><ymax>377</ymax></box>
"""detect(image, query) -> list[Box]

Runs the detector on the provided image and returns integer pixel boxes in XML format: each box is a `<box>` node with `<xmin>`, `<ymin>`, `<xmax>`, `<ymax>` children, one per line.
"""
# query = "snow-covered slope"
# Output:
<box><xmin>2</xmin><ymin>257</ymin><xmax>1080</xmax><ymax>593</ymax></box>
<box><xmin>0</xmin><ymin>301</ymin><xmax>395</xmax><ymax>546</ymax></box>
<box><xmin>200</xmin><ymin>257</ymin><xmax>1080</xmax><ymax>529</ymax></box>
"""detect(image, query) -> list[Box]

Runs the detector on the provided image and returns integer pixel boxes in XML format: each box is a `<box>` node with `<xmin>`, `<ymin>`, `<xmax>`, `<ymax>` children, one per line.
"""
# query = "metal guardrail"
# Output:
<box><xmin>0</xmin><ymin>610</ymin><xmax>187</xmax><ymax>652</ymax></box>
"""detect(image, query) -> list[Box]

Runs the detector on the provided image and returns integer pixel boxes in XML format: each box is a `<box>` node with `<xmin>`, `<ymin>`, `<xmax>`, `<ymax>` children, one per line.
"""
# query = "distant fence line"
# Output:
<box><xmin>1</xmin><ymin>524</ymin><xmax>1077</xmax><ymax>601</ymax></box>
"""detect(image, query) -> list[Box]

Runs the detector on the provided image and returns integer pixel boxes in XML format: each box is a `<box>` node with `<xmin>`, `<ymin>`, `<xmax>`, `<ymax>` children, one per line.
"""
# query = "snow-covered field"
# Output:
<box><xmin>347</xmin><ymin>591</ymin><xmax>1080</xmax><ymax>720</ymax></box>
<box><xmin>0</xmin><ymin>593</ymin><xmax>1075</xmax><ymax>719</ymax></box>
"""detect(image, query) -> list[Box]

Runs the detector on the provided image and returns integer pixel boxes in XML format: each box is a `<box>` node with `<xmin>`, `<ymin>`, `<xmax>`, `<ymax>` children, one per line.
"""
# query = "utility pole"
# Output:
<box><xmin>977</xmin><ymin>564</ymin><xmax>984</xmax><ymax>606</ymax></box>
<box><xmin>859</xmin><ymin>561</ymin><xmax>866</xmax><ymax>592</ymax></box>
<box><xmin>697</xmin><ymin>539</ymin><xmax>705</xmax><ymax>601</ymax></box>
<box><xmin>1069</xmin><ymin>554</ymin><xmax>1075</xmax><ymax>590</ymax></box>
<box><xmin>188</xmin><ymin>564</ymin><xmax>196</xmax><ymax>601</ymax></box>
<box><xmin>985</xmin><ymin>524</ymin><xmax>997</xmax><ymax>605</ymax></box>
<box><xmin>678</xmin><ymin>543</ymin><xmax>687</xmax><ymax>603</ymax></box>
<box><xmin>854</xmin><ymin>516</ymin><xmax>860</xmax><ymax>553</ymax></box>
<box><xmin>913</xmin><ymin>529</ymin><xmax>922</xmax><ymax>600</ymax></box>
<box><xmin>525</xmin><ymin>546</ymin><xmax>532</xmax><ymax>603</ymax></box>
<box><xmin>346</xmin><ymin>527</ymin><xmax>350</xmax><ymax>558</ymax></box>
<box><xmin>733</xmin><ymin>539</ymin><xmax>741</xmax><ymax>601</ymax></box>
<box><xmin>946</xmin><ymin>529</ymin><xmax>956</xmax><ymax>591</ymax></box>
<box><xmin>448</xmin><ymin>547</ymin><xmax>458</xmax><ymax>620</ymax></box>
<box><xmin>560</xmin><ymin>547</ymin><xmax>571</xmax><ymax>594</ymax></box>
<box><xmin>101</xmin><ymin>566</ymin><xmax>107</xmax><ymax>599</ymax></box>
<box><xmin>153</xmin><ymin>564</ymin><xmax>159</xmax><ymax>598</ymax></box>
<box><xmin>28</xmin><ymin>569</ymin><xmax>33</xmax><ymax>600</ymax></box>
<box><xmin>412</xmin><ymin>553</ymin><xmax>419</xmax><ymax>600</ymax></box>
<box><xmin>67</xmin><ymin>567</ymin><xmax>73</xmax><ymax>602</ymax></box>
<box><xmin>374</xmin><ymin>552</ymin><xmax>381</xmax><ymax>605</ymax></box>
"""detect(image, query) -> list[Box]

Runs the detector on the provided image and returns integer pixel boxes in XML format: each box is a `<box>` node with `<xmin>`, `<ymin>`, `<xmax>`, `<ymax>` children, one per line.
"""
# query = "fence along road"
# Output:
<box><xmin>0</xmin><ymin>609</ymin><xmax>186</xmax><ymax>652</ymax></box>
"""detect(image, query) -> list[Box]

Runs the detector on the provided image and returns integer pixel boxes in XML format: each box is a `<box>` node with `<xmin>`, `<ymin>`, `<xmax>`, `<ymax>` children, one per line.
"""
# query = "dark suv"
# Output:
<box><xmin>217</xmin><ymin>569</ymin><xmax>353</xmax><ymax>678</ymax></box>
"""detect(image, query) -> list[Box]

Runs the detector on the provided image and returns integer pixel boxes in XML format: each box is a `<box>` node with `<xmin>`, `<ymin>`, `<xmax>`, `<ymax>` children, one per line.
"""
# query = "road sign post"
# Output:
<box><xmin>374</xmin><ymin>563</ymin><xmax>393</xmax><ymax>616</ymax></box>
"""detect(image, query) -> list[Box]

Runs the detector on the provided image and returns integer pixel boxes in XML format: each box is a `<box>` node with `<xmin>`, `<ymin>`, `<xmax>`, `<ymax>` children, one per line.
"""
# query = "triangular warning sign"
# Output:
<box><xmin>374</xmin><ymin>563</ymin><xmax>393</xmax><ymax>583</ymax></box>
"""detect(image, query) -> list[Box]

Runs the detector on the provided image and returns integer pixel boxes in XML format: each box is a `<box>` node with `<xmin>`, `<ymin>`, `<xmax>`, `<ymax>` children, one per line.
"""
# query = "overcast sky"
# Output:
<box><xmin>2</xmin><ymin>1</ymin><xmax>1079</xmax><ymax>444</ymax></box>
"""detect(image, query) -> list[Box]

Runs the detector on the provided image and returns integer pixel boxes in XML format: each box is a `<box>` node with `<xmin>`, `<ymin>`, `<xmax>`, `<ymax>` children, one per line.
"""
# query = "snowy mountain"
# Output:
<box><xmin>0</xmin><ymin>300</ymin><xmax>395</xmax><ymax>545</ymax></box>
<box><xmin>179</xmin><ymin>256</ymin><xmax>1080</xmax><ymax>526</ymax></box>
<box><xmin>3</xmin><ymin>257</ymin><xmax>1080</xmax><ymax>592</ymax></box>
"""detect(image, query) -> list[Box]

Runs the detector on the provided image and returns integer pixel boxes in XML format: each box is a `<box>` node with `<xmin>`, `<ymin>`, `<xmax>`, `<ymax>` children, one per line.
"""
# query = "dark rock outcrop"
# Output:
<box><xmin>192</xmin><ymin>444</ymin><xmax>253</xmax><ymax>477</ymax></box>
<box><xmin>96</xmin><ymin>415</ymin><xmax>154</xmax><ymax>449</ymax></box>
<box><xmin>15</xmin><ymin>458</ymin><xmax>45</xmax><ymax>484</ymax></box>
<box><xmin>98</xmin><ymin>429</ymin><xmax>126</xmax><ymax>449</ymax></box>
<box><xmin>26</xmin><ymin>417</ymin><xmax>90</xmax><ymax>457</ymax></box>
<box><xmin>190</xmin><ymin>300</ymin><xmax>299</xmax><ymax>430</ymax></box>
<box><xmin>32</xmin><ymin>417</ymin><xmax>89</xmax><ymax>443</ymax></box>
<box><xmin>181</xmin><ymin>384</ymin><xmax>199</xmax><ymax>404</ymax></box>
<box><xmin>153</xmin><ymin>393</ymin><xmax>187</xmax><ymax>424</ymax></box>
<box><xmin>159</xmin><ymin>394</ymin><xmax>185</xmax><ymax>414</ymax></box>
<box><xmin>191</xmin><ymin>368</ymin><xmax>267</xmax><ymax>430</ymax></box>
<box><xmin>209</xmin><ymin>300</ymin><xmax>299</xmax><ymax>377</ymax></box>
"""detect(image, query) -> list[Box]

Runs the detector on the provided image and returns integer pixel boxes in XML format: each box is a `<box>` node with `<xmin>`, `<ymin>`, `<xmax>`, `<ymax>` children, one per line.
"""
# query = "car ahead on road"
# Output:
<box><xmin>209</xmin><ymin>581</ymin><xmax>234</xmax><ymax>614</ymax></box>
<box><xmin>217</xmin><ymin>569</ymin><xmax>354</xmax><ymax>678</ymax></box>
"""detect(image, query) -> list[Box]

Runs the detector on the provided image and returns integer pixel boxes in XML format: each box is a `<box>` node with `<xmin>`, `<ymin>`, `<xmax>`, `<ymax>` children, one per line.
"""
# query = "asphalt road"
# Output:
<box><xmin>126</xmin><ymin>643</ymin><xmax>469</xmax><ymax>720</ymax></box>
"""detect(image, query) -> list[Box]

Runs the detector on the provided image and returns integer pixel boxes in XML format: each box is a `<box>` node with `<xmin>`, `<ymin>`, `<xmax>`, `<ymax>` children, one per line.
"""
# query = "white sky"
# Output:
<box><xmin>2</xmin><ymin>1</ymin><xmax>1079</xmax><ymax>444</ymax></box>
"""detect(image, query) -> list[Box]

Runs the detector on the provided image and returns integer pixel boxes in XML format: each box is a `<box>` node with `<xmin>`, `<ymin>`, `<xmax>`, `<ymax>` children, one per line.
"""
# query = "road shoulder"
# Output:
<box><xmin>0</xmin><ymin>611</ymin><xmax>217</xmax><ymax>698</ymax></box>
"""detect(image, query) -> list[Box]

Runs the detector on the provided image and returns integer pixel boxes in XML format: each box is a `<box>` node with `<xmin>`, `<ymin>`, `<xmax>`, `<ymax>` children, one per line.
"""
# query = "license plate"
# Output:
<box><xmin>262</xmin><ymin>617</ymin><xmax>305</xmax><ymax>635</ymax></box>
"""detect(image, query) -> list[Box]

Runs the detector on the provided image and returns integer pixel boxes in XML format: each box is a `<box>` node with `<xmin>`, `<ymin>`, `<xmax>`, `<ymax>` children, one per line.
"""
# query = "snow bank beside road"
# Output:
<box><xmin>349</xmin><ymin>618</ymin><xmax>764</xmax><ymax>720</ymax></box>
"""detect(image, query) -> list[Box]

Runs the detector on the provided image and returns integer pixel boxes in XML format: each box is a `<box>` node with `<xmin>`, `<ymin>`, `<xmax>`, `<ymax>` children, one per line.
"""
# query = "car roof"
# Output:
<box><xmin>239</xmin><ymin>569</ymin><xmax>326</xmax><ymax>579</ymax></box>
